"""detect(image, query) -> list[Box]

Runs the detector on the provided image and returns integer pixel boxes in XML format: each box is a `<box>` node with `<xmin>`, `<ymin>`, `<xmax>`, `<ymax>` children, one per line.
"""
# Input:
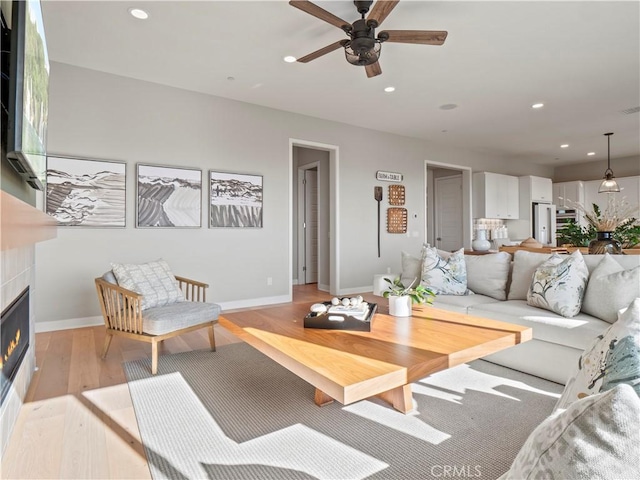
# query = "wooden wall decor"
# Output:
<box><xmin>387</xmin><ymin>207</ymin><xmax>407</xmax><ymax>234</ymax></box>
<box><xmin>388</xmin><ymin>184</ymin><xmax>405</xmax><ymax>206</ymax></box>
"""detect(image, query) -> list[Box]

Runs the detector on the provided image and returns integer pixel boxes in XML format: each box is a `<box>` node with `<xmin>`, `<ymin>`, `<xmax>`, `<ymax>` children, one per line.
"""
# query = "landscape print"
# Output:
<box><xmin>209</xmin><ymin>171</ymin><xmax>263</xmax><ymax>228</ymax></box>
<box><xmin>46</xmin><ymin>156</ymin><xmax>126</xmax><ymax>227</ymax></box>
<box><xmin>137</xmin><ymin>164</ymin><xmax>202</xmax><ymax>228</ymax></box>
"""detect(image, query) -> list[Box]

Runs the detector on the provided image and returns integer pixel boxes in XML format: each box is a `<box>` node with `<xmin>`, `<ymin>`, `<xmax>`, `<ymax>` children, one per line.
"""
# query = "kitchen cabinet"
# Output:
<box><xmin>529</xmin><ymin>176</ymin><xmax>553</xmax><ymax>203</ymax></box>
<box><xmin>553</xmin><ymin>181</ymin><xmax>584</xmax><ymax>209</ymax></box>
<box><xmin>473</xmin><ymin>172</ymin><xmax>519</xmax><ymax>219</ymax></box>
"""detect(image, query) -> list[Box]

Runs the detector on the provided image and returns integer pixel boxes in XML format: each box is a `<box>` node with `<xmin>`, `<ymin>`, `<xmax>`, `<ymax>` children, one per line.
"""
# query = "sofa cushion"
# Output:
<box><xmin>582</xmin><ymin>252</ymin><xmax>640</xmax><ymax>273</ymax></box>
<box><xmin>112</xmin><ymin>259</ymin><xmax>185</xmax><ymax>310</ymax></box>
<box><xmin>581</xmin><ymin>254</ymin><xmax>640</xmax><ymax>323</ymax></box>
<box><xmin>142</xmin><ymin>301</ymin><xmax>221</xmax><ymax>335</ymax></box>
<box><xmin>501</xmin><ymin>384</ymin><xmax>640</xmax><ymax>480</ymax></box>
<box><xmin>526</xmin><ymin>250</ymin><xmax>589</xmax><ymax>318</ymax></box>
<box><xmin>465</xmin><ymin>252</ymin><xmax>511</xmax><ymax>300</ymax></box>
<box><xmin>508</xmin><ymin>250</ymin><xmax>553</xmax><ymax>300</ymax></box>
<box><xmin>555</xmin><ymin>298</ymin><xmax>640</xmax><ymax>410</ymax></box>
<box><xmin>432</xmin><ymin>293</ymin><xmax>501</xmax><ymax>313</ymax></box>
<box><xmin>421</xmin><ymin>246</ymin><xmax>469</xmax><ymax>295</ymax></box>
<box><xmin>400</xmin><ymin>250</ymin><xmax>425</xmax><ymax>288</ymax></box>
<box><xmin>469</xmin><ymin>300</ymin><xmax>610</xmax><ymax>351</ymax></box>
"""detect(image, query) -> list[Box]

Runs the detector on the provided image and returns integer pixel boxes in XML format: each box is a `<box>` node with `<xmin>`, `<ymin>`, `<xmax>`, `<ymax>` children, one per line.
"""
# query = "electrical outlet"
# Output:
<box><xmin>267</xmin><ymin>277</ymin><xmax>273</xmax><ymax>286</ymax></box>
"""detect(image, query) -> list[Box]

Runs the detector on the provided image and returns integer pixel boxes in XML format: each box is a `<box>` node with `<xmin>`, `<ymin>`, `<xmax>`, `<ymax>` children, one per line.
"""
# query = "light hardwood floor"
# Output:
<box><xmin>1</xmin><ymin>285</ymin><xmax>328</xmax><ymax>479</ymax></box>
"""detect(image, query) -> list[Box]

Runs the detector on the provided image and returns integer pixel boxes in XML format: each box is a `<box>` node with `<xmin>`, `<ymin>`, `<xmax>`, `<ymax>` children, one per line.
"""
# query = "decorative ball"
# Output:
<box><xmin>310</xmin><ymin>303</ymin><xmax>327</xmax><ymax>313</ymax></box>
<box><xmin>341</xmin><ymin>298</ymin><xmax>350</xmax><ymax>307</ymax></box>
<box><xmin>331</xmin><ymin>297</ymin><xmax>340</xmax><ymax>306</ymax></box>
<box><xmin>349</xmin><ymin>297</ymin><xmax>359</xmax><ymax>306</ymax></box>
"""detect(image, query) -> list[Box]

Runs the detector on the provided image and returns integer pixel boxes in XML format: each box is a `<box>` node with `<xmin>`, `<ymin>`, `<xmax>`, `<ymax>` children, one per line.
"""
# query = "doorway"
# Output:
<box><xmin>291</xmin><ymin>140</ymin><xmax>339</xmax><ymax>295</ymax></box>
<box><xmin>425</xmin><ymin>161</ymin><xmax>472</xmax><ymax>250</ymax></box>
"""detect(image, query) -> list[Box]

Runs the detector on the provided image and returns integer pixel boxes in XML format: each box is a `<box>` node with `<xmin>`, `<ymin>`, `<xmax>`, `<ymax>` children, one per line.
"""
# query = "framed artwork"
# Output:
<box><xmin>209</xmin><ymin>171</ymin><xmax>263</xmax><ymax>228</ymax></box>
<box><xmin>45</xmin><ymin>155</ymin><xmax>126</xmax><ymax>227</ymax></box>
<box><xmin>137</xmin><ymin>164</ymin><xmax>202</xmax><ymax>228</ymax></box>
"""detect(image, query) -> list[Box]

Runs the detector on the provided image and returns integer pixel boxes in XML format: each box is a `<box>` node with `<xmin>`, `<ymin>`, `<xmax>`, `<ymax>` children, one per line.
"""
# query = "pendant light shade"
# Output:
<box><xmin>598</xmin><ymin>132</ymin><xmax>620</xmax><ymax>194</ymax></box>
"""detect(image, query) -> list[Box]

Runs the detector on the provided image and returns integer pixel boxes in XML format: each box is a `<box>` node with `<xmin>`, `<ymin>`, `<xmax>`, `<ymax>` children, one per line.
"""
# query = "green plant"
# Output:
<box><xmin>614</xmin><ymin>218</ymin><xmax>640</xmax><ymax>248</ymax></box>
<box><xmin>556</xmin><ymin>219</ymin><xmax>596</xmax><ymax>247</ymax></box>
<box><xmin>382</xmin><ymin>277</ymin><xmax>435</xmax><ymax>305</ymax></box>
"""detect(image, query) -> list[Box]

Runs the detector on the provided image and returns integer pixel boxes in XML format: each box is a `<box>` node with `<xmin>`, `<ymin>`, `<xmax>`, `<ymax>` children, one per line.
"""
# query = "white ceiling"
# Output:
<box><xmin>40</xmin><ymin>0</ymin><xmax>640</xmax><ymax>167</ymax></box>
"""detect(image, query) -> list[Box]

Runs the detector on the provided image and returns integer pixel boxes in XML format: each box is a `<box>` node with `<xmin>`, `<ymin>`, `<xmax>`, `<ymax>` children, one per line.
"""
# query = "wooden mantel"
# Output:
<box><xmin>1</xmin><ymin>191</ymin><xmax>57</xmax><ymax>251</ymax></box>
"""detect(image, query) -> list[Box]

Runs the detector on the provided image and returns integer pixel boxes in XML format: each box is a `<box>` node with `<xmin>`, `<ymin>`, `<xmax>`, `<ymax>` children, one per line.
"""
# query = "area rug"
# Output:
<box><xmin>124</xmin><ymin>343</ymin><xmax>563</xmax><ymax>480</ymax></box>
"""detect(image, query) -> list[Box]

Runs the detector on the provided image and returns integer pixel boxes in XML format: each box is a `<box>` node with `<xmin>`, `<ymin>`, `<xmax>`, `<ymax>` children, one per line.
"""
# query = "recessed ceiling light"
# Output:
<box><xmin>439</xmin><ymin>104</ymin><xmax>458</xmax><ymax>110</ymax></box>
<box><xmin>384</xmin><ymin>86</ymin><xmax>395</xmax><ymax>93</ymax></box>
<box><xmin>283</xmin><ymin>56</ymin><xmax>296</xmax><ymax>63</ymax></box>
<box><xmin>587</xmin><ymin>152</ymin><xmax>596</xmax><ymax>156</ymax></box>
<box><xmin>560</xmin><ymin>144</ymin><xmax>569</xmax><ymax>148</ymax></box>
<box><xmin>531</xmin><ymin>103</ymin><xmax>544</xmax><ymax>109</ymax></box>
<box><xmin>128</xmin><ymin>8</ymin><xmax>149</xmax><ymax>20</ymax></box>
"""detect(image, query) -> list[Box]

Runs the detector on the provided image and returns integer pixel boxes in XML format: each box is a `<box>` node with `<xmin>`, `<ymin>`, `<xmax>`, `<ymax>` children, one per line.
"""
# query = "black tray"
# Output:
<box><xmin>303</xmin><ymin>302</ymin><xmax>377</xmax><ymax>331</ymax></box>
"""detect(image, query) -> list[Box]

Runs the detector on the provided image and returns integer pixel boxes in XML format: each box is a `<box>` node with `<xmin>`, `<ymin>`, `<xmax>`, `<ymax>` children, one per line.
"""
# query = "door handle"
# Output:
<box><xmin>436</xmin><ymin>237</ymin><xmax>442</xmax><ymax>241</ymax></box>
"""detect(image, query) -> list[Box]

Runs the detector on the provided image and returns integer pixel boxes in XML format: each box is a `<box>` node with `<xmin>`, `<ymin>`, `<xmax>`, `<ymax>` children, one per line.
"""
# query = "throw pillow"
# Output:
<box><xmin>400</xmin><ymin>250</ymin><xmax>424</xmax><ymax>288</ymax></box>
<box><xmin>581</xmin><ymin>254</ymin><xmax>640</xmax><ymax>323</ymax></box>
<box><xmin>507</xmin><ymin>250</ymin><xmax>554</xmax><ymax>300</ymax></box>
<box><xmin>464</xmin><ymin>252</ymin><xmax>511</xmax><ymax>300</ymax></box>
<box><xmin>526</xmin><ymin>250</ymin><xmax>589</xmax><ymax>318</ymax></box>
<box><xmin>555</xmin><ymin>298</ymin><xmax>640</xmax><ymax>410</ymax></box>
<box><xmin>501</xmin><ymin>384</ymin><xmax>640</xmax><ymax>480</ymax></box>
<box><xmin>421</xmin><ymin>246</ymin><xmax>469</xmax><ymax>295</ymax></box>
<box><xmin>111</xmin><ymin>259</ymin><xmax>185</xmax><ymax>310</ymax></box>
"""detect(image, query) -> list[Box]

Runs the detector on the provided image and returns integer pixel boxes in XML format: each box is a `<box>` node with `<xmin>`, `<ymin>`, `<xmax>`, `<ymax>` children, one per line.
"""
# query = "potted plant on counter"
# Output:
<box><xmin>382</xmin><ymin>277</ymin><xmax>435</xmax><ymax>317</ymax></box>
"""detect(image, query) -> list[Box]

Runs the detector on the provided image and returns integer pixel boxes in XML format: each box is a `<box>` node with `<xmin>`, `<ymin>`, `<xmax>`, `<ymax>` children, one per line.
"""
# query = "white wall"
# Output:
<box><xmin>553</xmin><ymin>155</ymin><xmax>640</xmax><ymax>182</ymax></box>
<box><xmin>36</xmin><ymin>62</ymin><xmax>554</xmax><ymax>327</ymax></box>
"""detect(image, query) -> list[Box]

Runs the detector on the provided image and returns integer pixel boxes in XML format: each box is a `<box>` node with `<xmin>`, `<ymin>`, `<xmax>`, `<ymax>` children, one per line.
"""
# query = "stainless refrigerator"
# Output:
<box><xmin>533</xmin><ymin>203</ymin><xmax>557</xmax><ymax>246</ymax></box>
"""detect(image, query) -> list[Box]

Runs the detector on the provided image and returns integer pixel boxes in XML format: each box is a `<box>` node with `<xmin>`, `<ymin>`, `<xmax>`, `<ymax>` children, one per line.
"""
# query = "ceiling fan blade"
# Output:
<box><xmin>367</xmin><ymin>1</ymin><xmax>400</xmax><ymax>27</ymax></box>
<box><xmin>289</xmin><ymin>0</ymin><xmax>351</xmax><ymax>30</ymax></box>
<box><xmin>365</xmin><ymin>61</ymin><xmax>382</xmax><ymax>78</ymax></box>
<box><xmin>382</xmin><ymin>30</ymin><xmax>448</xmax><ymax>45</ymax></box>
<box><xmin>297</xmin><ymin>40</ymin><xmax>346</xmax><ymax>63</ymax></box>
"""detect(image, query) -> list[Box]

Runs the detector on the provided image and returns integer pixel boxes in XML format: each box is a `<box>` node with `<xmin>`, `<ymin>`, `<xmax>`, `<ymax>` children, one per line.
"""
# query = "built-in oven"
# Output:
<box><xmin>556</xmin><ymin>209</ymin><xmax>579</xmax><ymax>230</ymax></box>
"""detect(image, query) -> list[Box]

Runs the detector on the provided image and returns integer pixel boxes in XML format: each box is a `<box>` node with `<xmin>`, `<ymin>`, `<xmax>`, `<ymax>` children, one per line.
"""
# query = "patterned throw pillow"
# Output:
<box><xmin>501</xmin><ymin>384</ymin><xmax>640</xmax><ymax>480</ymax></box>
<box><xmin>111</xmin><ymin>259</ymin><xmax>185</xmax><ymax>310</ymax></box>
<box><xmin>526</xmin><ymin>250</ymin><xmax>589</xmax><ymax>318</ymax></box>
<box><xmin>421</xmin><ymin>246</ymin><xmax>469</xmax><ymax>295</ymax></box>
<box><xmin>555</xmin><ymin>298</ymin><xmax>640</xmax><ymax>410</ymax></box>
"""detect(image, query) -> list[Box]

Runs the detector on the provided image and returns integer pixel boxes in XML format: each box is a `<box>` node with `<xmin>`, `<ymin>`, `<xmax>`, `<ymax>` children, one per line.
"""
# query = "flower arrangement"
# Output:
<box><xmin>557</xmin><ymin>196</ymin><xmax>640</xmax><ymax>248</ymax></box>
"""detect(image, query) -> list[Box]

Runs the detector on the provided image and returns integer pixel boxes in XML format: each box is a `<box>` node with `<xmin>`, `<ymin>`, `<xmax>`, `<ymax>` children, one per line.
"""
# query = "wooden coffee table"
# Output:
<box><xmin>219</xmin><ymin>302</ymin><xmax>531</xmax><ymax>413</ymax></box>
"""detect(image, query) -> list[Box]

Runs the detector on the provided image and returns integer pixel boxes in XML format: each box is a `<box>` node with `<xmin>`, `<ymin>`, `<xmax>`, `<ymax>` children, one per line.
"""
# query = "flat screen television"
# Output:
<box><xmin>3</xmin><ymin>0</ymin><xmax>49</xmax><ymax>190</ymax></box>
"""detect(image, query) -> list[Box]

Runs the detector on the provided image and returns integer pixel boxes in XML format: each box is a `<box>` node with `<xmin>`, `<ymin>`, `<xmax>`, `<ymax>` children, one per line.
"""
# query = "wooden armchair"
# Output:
<box><xmin>95</xmin><ymin>275</ymin><xmax>220</xmax><ymax>374</ymax></box>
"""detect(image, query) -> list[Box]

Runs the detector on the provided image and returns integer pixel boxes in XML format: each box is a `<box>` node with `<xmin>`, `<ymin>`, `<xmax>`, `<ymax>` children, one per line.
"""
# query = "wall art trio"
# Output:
<box><xmin>45</xmin><ymin>156</ymin><xmax>263</xmax><ymax>228</ymax></box>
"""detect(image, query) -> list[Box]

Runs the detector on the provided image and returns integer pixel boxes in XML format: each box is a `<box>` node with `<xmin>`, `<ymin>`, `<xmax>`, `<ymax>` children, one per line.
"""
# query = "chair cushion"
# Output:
<box><xmin>142</xmin><ymin>301</ymin><xmax>221</xmax><ymax>336</ymax></box>
<box><xmin>112</xmin><ymin>259</ymin><xmax>185</xmax><ymax>310</ymax></box>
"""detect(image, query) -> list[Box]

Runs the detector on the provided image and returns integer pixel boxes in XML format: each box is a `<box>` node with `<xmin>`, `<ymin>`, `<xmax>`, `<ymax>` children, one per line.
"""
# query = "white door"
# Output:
<box><xmin>303</xmin><ymin>169</ymin><xmax>318</xmax><ymax>283</ymax></box>
<box><xmin>435</xmin><ymin>175</ymin><xmax>463</xmax><ymax>252</ymax></box>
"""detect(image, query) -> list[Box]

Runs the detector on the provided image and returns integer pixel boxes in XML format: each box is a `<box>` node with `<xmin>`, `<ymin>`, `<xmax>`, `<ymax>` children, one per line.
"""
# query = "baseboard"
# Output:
<box><xmin>317</xmin><ymin>283</ymin><xmax>330</xmax><ymax>292</ymax></box>
<box><xmin>214</xmin><ymin>294</ymin><xmax>292</xmax><ymax>312</ymax></box>
<box><xmin>35</xmin><ymin>315</ymin><xmax>104</xmax><ymax>333</ymax></box>
<box><xmin>337</xmin><ymin>286</ymin><xmax>374</xmax><ymax>296</ymax></box>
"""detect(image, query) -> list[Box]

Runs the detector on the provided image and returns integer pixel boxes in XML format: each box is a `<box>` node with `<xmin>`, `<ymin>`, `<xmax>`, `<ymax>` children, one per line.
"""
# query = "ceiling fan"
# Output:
<box><xmin>289</xmin><ymin>0</ymin><xmax>448</xmax><ymax>78</ymax></box>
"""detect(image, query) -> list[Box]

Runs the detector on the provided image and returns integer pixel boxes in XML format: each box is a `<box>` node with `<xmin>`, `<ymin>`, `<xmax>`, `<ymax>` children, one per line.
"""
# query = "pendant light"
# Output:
<box><xmin>598</xmin><ymin>132</ymin><xmax>620</xmax><ymax>193</ymax></box>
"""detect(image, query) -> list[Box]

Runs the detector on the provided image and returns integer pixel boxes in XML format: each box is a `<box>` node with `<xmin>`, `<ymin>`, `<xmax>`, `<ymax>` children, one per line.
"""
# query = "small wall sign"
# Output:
<box><xmin>376</xmin><ymin>171</ymin><xmax>403</xmax><ymax>182</ymax></box>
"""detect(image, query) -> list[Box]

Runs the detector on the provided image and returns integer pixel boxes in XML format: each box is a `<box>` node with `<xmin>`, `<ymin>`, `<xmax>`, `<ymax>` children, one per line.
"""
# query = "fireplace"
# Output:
<box><xmin>1</xmin><ymin>288</ymin><xmax>30</xmax><ymax>405</ymax></box>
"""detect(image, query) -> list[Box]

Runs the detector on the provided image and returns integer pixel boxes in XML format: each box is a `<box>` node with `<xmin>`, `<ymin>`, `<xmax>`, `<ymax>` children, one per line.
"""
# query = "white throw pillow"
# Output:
<box><xmin>507</xmin><ymin>250</ymin><xmax>554</xmax><ymax>300</ymax></box>
<box><xmin>421</xmin><ymin>246</ymin><xmax>469</xmax><ymax>295</ymax></box>
<box><xmin>555</xmin><ymin>298</ymin><xmax>640</xmax><ymax>410</ymax></box>
<box><xmin>526</xmin><ymin>250</ymin><xmax>589</xmax><ymax>318</ymax></box>
<box><xmin>400</xmin><ymin>250</ymin><xmax>424</xmax><ymax>288</ymax></box>
<box><xmin>111</xmin><ymin>259</ymin><xmax>185</xmax><ymax>310</ymax></box>
<box><xmin>464</xmin><ymin>252</ymin><xmax>511</xmax><ymax>300</ymax></box>
<box><xmin>502</xmin><ymin>384</ymin><xmax>640</xmax><ymax>480</ymax></box>
<box><xmin>581</xmin><ymin>254</ymin><xmax>640</xmax><ymax>323</ymax></box>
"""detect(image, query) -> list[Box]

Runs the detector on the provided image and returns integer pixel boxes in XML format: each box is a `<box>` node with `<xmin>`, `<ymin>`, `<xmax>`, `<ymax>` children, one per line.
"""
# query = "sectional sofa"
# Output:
<box><xmin>400</xmin><ymin>248</ymin><xmax>640</xmax><ymax>385</ymax></box>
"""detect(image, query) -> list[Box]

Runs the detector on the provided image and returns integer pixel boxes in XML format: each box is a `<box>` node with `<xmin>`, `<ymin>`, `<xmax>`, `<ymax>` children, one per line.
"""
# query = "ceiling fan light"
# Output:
<box><xmin>344</xmin><ymin>42</ymin><xmax>381</xmax><ymax>66</ymax></box>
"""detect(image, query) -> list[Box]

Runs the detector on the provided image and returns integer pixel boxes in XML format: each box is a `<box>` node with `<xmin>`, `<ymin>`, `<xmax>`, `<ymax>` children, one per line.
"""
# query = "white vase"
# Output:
<box><xmin>389</xmin><ymin>295</ymin><xmax>412</xmax><ymax>317</ymax></box>
<box><xmin>472</xmin><ymin>229</ymin><xmax>491</xmax><ymax>252</ymax></box>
